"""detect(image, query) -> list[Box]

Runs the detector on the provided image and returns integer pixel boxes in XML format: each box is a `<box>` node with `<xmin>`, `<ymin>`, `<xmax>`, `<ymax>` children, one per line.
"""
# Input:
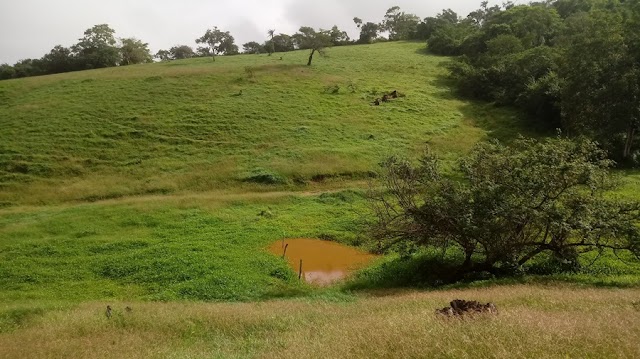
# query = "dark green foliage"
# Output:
<box><xmin>293</xmin><ymin>27</ymin><xmax>333</xmax><ymax>66</ymax></box>
<box><xmin>242</xmin><ymin>41</ymin><xmax>264</xmax><ymax>54</ymax></box>
<box><xmin>264</xmin><ymin>33</ymin><xmax>295</xmax><ymax>53</ymax></box>
<box><xmin>170</xmin><ymin>45</ymin><xmax>196</xmax><ymax>59</ymax></box>
<box><xmin>559</xmin><ymin>9</ymin><xmax>640</xmax><ymax>163</ymax></box>
<box><xmin>0</xmin><ymin>64</ymin><xmax>16</xmax><ymax>80</ymax></box>
<box><xmin>357</xmin><ymin>22</ymin><xmax>380</xmax><ymax>44</ymax></box>
<box><xmin>327</xmin><ymin>25</ymin><xmax>351</xmax><ymax>46</ymax></box>
<box><xmin>425</xmin><ymin>0</ymin><xmax>640</xmax><ymax>164</ymax></box>
<box><xmin>119</xmin><ymin>38</ymin><xmax>153</xmax><ymax>65</ymax></box>
<box><xmin>72</xmin><ymin>24</ymin><xmax>121</xmax><ymax>69</ymax></box>
<box><xmin>156</xmin><ymin>46</ymin><xmax>196</xmax><ymax>61</ymax></box>
<box><xmin>196</xmin><ymin>27</ymin><xmax>239</xmax><ymax>61</ymax></box>
<box><xmin>1</xmin><ymin>23</ymin><xmax>155</xmax><ymax>79</ymax></box>
<box><xmin>242</xmin><ymin>168</ymin><xmax>288</xmax><ymax>185</ymax></box>
<box><xmin>381</xmin><ymin>6</ymin><xmax>421</xmax><ymax>41</ymax></box>
<box><xmin>369</xmin><ymin>137</ymin><xmax>640</xmax><ymax>275</ymax></box>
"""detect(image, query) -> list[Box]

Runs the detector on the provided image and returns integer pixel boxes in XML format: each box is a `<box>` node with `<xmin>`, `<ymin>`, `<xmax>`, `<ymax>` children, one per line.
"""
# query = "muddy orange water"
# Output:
<box><xmin>269</xmin><ymin>238</ymin><xmax>378</xmax><ymax>285</ymax></box>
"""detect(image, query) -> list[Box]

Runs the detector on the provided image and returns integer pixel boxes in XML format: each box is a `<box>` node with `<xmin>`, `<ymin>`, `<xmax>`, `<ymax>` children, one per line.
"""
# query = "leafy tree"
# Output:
<box><xmin>12</xmin><ymin>58</ymin><xmax>45</xmax><ymax>78</ymax></box>
<box><xmin>381</xmin><ymin>6</ymin><xmax>421</xmax><ymax>40</ymax></box>
<box><xmin>467</xmin><ymin>1</ymin><xmax>502</xmax><ymax>27</ymax></box>
<box><xmin>357</xmin><ymin>22</ymin><xmax>380</xmax><ymax>44</ymax></box>
<box><xmin>553</xmin><ymin>0</ymin><xmax>595</xmax><ymax>18</ymax></box>
<box><xmin>437</xmin><ymin>9</ymin><xmax>461</xmax><ymax>24</ymax></box>
<box><xmin>559</xmin><ymin>10</ymin><xmax>640</xmax><ymax>162</ymax></box>
<box><xmin>265</xmin><ymin>33</ymin><xmax>295</xmax><ymax>52</ymax></box>
<box><xmin>488</xmin><ymin>5</ymin><xmax>562</xmax><ymax>48</ymax></box>
<box><xmin>195</xmin><ymin>27</ymin><xmax>238</xmax><ymax>61</ymax></box>
<box><xmin>267</xmin><ymin>29</ymin><xmax>276</xmax><ymax>55</ymax></box>
<box><xmin>293</xmin><ymin>27</ymin><xmax>332</xmax><ymax>66</ymax></box>
<box><xmin>72</xmin><ymin>24</ymin><xmax>120</xmax><ymax>69</ymax></box>
<box><xmin>195</xmin><ymin>46</ymin><xmax>212</xmax><ymax>58</ymax></box>
<box><xmin>369</xmin><ymin>137</ymin><xmax>640</xmax><ymax>275</ymax></box>
<box><xmin>328</xmin><ymin>25</ymin><xmax>351</xmax><ymax>46</ymax></box>
<box><xmin>415</xmin><ymin>10</ymin><xmax>460</xmax><ymax>40</ymax></box>
<box><xmin>169</xmin><ymin>45</ymin><xmax>195</xmax><ymax>59</ymax></box>
<box><xmin>242</xmin><ymin>41</ymin><xmax>263</xmax><ymax>54</ymax></box>
<box><xmin>41</xmin><ymin>45</ymin><xmax>77</xmax><ymax>74</ymax></box>
<box><xmin>119</xmin><ymin>38</ymin><xmax>153</xmax><ymax>65</ymax></box>
<box><xmin>155</xmin><ymin>49</ymin><xmax>171</xmax><ymax>61</ymax></box>
<box><xmin>427</xmin><ymin>20</ymin><xmax>477</xmax><ymax>55</ymax></box>
<box><xmin>0</xmin><ymin>64</ymin><xmax>16</xmax><ymax>80</ymax></box>
<box><xmin>353</xmin><ymin>17</ymin><xmax>363</xmax><ymax>28</ymax></box>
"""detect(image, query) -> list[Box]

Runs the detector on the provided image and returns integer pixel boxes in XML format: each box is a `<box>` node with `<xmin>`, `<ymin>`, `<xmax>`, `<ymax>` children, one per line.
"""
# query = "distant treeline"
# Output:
<box><xmin>0</xmin><ymin>6</ymin><xmax>433</xmax><ymax>80</ymax></box>
<box><xmin>422</xmin><ymin>0</ymin><xmax>639</xmax><ymax>165</ymax></box>
<box><xmin>0</xmin><ymin>24</ymin><xmax>154</xmax><ymax>80</ymax></box>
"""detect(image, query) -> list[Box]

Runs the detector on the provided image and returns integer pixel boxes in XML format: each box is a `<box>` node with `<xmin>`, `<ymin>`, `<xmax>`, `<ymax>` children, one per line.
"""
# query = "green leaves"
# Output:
<box><xmin>370</xmin><ymin>137</ymin><xmax>640</xmax><ymax>273</ymax></box>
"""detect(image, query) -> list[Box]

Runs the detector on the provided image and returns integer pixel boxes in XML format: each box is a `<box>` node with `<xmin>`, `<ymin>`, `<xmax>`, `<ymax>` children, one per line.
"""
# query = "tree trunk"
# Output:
<box><xmin>623</xmin><ymin>126</ymin><xmax>635</xmax><ymax>159</ymax></box>
<box><xmin>307</xmin><ymin>49</ymin><xmax>316</xmax><ymax>66</ymax></box>
<box><xmin>518</xmin><ymin>247</ymin><xmax>545</xmax><ymax>266</ymax></box>
<box><xmin>461</xmin><ymin>251</ymin><xmax>473</xmax><ymax>270</ymax></box>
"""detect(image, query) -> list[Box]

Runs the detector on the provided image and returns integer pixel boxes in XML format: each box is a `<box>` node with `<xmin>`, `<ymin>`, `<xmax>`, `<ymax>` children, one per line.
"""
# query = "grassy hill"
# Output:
<box><xmin>0</xmin><ymin>42</ymin><xmax>524</xmax><ymax>205</ymax></box>
<box><xmin>1</xmin><ymin>41</ymin><xmax>639</xmax><ymax>358</ymax></box>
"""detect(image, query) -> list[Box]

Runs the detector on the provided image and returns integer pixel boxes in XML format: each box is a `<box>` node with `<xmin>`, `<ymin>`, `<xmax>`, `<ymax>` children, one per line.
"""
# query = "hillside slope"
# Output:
<box><xmin>0</xmin><ymin>42</ymin><xmax>520</xmax><ymax>205</ymax></box>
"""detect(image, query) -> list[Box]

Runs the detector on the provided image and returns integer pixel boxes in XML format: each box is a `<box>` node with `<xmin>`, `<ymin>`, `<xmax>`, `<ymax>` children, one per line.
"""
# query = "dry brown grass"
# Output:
<box><xmin>1</xmin><ymin>285</ymin><xmax>639</xmax><ymax>359</ymax></box>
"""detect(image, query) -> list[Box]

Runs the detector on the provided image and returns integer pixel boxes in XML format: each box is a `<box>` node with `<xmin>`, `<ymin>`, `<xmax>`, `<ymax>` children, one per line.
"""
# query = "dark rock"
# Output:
<box><xmin>436</xmin><ymin>299</ymin><xmax>498</xmax><ymax>317</ymax></box>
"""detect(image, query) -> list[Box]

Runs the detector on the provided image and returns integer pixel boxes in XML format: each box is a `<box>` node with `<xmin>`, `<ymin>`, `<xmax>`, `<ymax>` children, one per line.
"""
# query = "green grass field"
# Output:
<box><xmin>1</xmin><ymin>41</ymin><xmax>639</xmax><ymax>358</ymax></box>
<box><xmin>0</xmin><ymin>42</ymin><xmax>528</xmax><ymax>205</ymax></box>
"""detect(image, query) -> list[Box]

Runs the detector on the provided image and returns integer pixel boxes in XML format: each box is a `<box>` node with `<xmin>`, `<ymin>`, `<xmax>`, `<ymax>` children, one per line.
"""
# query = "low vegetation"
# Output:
<box><xmin>1</xmin><ymin>1</ymin><xmax>640</xmax><ymax>354</ymax></box>
<box><xmin>369</xmin><ymin>136</ymin><xmax>640</xmax><ymax>276</ymax></box>
<box><xmin>1</xmin><ymin>286</ymin><xmax>639</xmax><ymax>358</ymax></box>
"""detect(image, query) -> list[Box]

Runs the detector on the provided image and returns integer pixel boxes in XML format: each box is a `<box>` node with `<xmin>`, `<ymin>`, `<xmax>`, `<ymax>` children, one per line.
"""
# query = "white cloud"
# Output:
<box><xmin>0</xmin><ymin>0</ymin><xmax>509</xmax><ymax>64</ymax></box>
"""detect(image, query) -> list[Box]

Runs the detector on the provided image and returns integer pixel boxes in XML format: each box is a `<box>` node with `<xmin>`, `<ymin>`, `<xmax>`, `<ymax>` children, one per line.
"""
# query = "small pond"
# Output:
<box><xmin>269</xmin><ymin>238</ymin><xmax>378</xmax><ymax>285</ymax></box>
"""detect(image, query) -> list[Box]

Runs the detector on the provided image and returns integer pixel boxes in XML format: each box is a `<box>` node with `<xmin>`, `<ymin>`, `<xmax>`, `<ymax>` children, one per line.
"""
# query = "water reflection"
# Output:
<box><xmin>269</xmin><ymin>238</ymin><xmax>377</xmax><ymax>285</ymax></box>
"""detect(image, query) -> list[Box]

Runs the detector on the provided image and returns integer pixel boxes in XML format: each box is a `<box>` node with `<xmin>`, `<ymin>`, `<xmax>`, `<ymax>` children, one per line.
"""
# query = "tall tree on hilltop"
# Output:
<box><xmin>382</xmin><ymin>6</ymin><xmax>421</xmax><ymax>40</ymax></box>
<box><xmin>0</xmin><ymin>64</ymin><xmax>16</xmax><ymax>80</ymax></box>
<box><xmin>467</xmin><ymin>1</ymin><xmax>501</xmax><ymax>27</ymax></box>
<box><xmin>169</xmin><ymin>45</ymin><xmax>196</xmax><ymax>59</ymax></box>
<box><xmin>243</xmin><ymin>41</ymin><xmax>263</xmax><ymax>54</ymax></box>
<box><xmin>328</xmin><ymin>25</ymin><xmax>351</xmax><ymax>46</ymax></box>
<box><xmin>72</xmin><ymin>24</ymin><xmax>120</xmax><ymax>69</ymax></box>
<box><xmin>196</xmin><ymin>27</ymin><xmax>238</xmax><ymax>61</ymax></box>
<box><xmin>155</xmin><ymin>49</ymin><xmax>171</xmax><ymax>61</ymax></box>
<box><xmin>119</xmin><ymin>38</ymin><xmax>153</xmax><ymax>65</ymax></box>
<box><xmin>267</xmin><ymin>29</ymin><xmax>276</xmax><ymax>55</ymax></box>
<box><xmin>41</xmin><ymin>45</ymin><xmax>77</xmax><ymax>74</ymax></box>
<box><xmin>294</xmin><ymin>27</ymin><xmax>332</xmax><ymax>66</ymax></box>
<box><xmin>358</xmin><ymin>22</ymin><xmax>380</xmax><ymax>44</ymax></box>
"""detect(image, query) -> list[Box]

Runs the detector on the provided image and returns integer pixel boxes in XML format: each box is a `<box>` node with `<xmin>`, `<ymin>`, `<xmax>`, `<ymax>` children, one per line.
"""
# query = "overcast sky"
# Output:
<box><xmin>0</xmin><ymin>0</ymin><xmax>515</xmax><ymax>64</ymax></box>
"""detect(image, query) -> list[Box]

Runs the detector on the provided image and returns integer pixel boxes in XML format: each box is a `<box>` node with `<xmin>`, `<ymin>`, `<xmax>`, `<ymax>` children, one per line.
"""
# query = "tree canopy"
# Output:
<box><xmin>196</xmin><ymin>27</ymin><xmax>239</xmax><ymax>61</ymax></box>
<box><xmin>421</xmin><ymin>0</ymin><xmax>640</xmax><ymax>165</ymax></box>
<box><xmin>293</xmin><ymin>27</ymin><xmax>333</xmax><ymax>66</ymax></box>
<box><xmin>370</xmin><ymin>137</ymin><xmax>640</xmax><ymax>275</ymax></box>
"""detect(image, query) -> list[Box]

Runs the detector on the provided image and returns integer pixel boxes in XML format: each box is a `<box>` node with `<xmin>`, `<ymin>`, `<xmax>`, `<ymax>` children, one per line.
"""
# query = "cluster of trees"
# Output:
<box><xmin>421</xmin><ymin>0</ymin><xmax>640</xmax><ymax>164</ymax></box>
<box><xmin>154</xmin><ymin>26</ymin><xmax>334</xmax><ymax>65</ymax></box>
<box><xmin>0</xmin><ymin>24</ymin><xmax>153</xmax><ymax>80</ymax></box>
<box><xmin>353</xmin><ymin>6</ymin><xmax>422</xmax><ymax>43</ymax></box>
<box><xmin>1</xmin><ymin>5</ymin><xmax>439</xmax><ymax>79</ymax></box>
<box><xmin>371</xmin><ymin>137</ymin><xmax>640</xmax><ymax>275</ymax></box>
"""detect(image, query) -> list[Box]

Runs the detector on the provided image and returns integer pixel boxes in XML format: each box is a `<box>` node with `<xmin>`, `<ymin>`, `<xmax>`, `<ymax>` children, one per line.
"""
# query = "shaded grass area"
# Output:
<box><xmin>345</xmin><ymin>248</ymin><xmax>640</xmax><ymax>291</ymax></box>
<box><xmin>1</xmin><ymin>286</ymin><xmax>639</xmax><ymax>358</ymax></box>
